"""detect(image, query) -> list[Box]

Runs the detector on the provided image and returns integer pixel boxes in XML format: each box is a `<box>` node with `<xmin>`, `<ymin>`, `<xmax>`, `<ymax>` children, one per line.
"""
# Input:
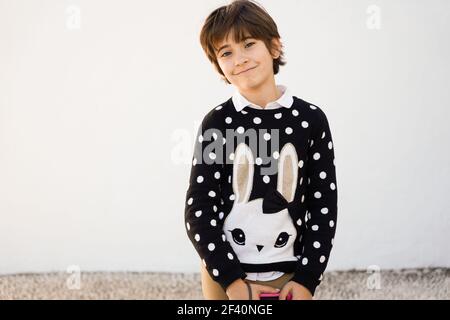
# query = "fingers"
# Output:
<box><xmin>253</xmin><ymin>284</ymin><xmax>280</xmax><ymax>300</ymax></box>
<box><xmin>279</xmin><ymin>286</ymin><xmax>291</xmax><ymax>300</ymax></box>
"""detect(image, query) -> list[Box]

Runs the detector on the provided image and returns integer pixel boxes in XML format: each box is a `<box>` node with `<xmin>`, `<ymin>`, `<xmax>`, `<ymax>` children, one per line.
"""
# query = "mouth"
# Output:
<box><xmin>235</xmin><ymin>66</ymin><xmax>257</xmax><ymax>75</ymax></box>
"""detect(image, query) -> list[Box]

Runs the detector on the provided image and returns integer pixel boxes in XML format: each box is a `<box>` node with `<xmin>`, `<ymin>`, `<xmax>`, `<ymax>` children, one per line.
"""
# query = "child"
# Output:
<box><xmin>184</xmin><ymin>0</ymin><xmax>338</xmax><ymax>300</ymax></box>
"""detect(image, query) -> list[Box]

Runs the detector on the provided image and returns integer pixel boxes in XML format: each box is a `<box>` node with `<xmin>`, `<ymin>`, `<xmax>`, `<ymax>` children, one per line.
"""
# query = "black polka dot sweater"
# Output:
<box><xmin>184</xmin><ymin>96</ymin><xmax>338</xmax><ymax>296</ymax></box>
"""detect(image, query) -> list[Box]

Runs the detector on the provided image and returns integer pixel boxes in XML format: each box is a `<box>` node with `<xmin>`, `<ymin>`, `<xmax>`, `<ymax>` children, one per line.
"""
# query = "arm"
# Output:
<box><xmin>290</xmin><ymin>107</ymin><xmax>338</xmax><ymax>296</ymax></box>
<box><xmin>184</xmin><ymin>112</ymin><xmax>247</xmax><ymax>292</ymax></box>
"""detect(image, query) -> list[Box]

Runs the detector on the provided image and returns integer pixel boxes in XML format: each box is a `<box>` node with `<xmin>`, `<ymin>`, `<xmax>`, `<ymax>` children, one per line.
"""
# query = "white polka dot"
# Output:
<box><xmin>208</xmin><ymin>243</ymin><xmax>215</xmax><ymax>251</ymax></box>
<box><xmin>321</xmin><ymin>131</ymin><xmax>326</xmax><ymax>139</ymax></box>
<box><xmin>237</xmin><ymin>126</ymin><xmax>245</xmax><ymax>134</ymax></box>
<box><xmin>212</xmin><ymin>132</ymin><xmax>218</xmax><ymax>140</ymax></box>
<box><xmin>219</xmin><ymin>212</ymin><xmax>224</xmax><ymax>220</ymax></box>
<box><xmin>312</xmin><ymin>225</ymin><xmax>319</xmax><ymax>231</ymax></box>
<box><xmin>320</xmin><ymin>256</ymin><xmax>326</xmax><ymax>263</ymax></box>
<box><xmin>321</xmin><ymin>207</ymin><xmax>329</xmax><ymax>214</ymax></box>
<box><xmin>329</xmin><ymin>220</ymin><xmax>335</xmax><ymax>227</ymax></box>
<box><xmin>301</xmin><ymin>195</ymin><xmax>305</xmax><ymax>203</ymax></box>
<box><xmin>253</xmin><ymin>117</ymin><xmax>261</xmax><ymax>124</ymax></box>
<box><xmin>319</xmin><ymin>171</ymin><xmax>327</xmax><ymax>179</ymax></box>
<box><xmin>285</xmin><ymin>127</ymin><xmax>293</xmax><ymax>135</ymax></box>
<box><xmin>186</xmin><ymin>222</ymin><xmax>190</xmax><ymax>231</ymax></box>
<box><xmin>227</xmin><ymin>253</ymin><xmax>234</xmax><ymax>260</ymax></box>
<box><xmin>209</xmin><ymin>152</ymin><xmax>216</xmax><ymax>160</ymax></box>
<box><xmin>229</xmin><ymin>153</ymin><xmax>235</xmax><ymax>160</ymax></box>
<box><xmin>213</xmin><ymin>269</ymin><xmax>219</xmax><ymax>276</ymax></box>
<box><xmin>330</xmin><ymin>183</ymin><xmax>336</xmax><ymax>190</ymax></box>
<box><xmin>296</xmin><ymin>219</ymin><xmax>302</xmax><ymax>226</ymax></box>
<box><xmin>210</xmin><ymin>219</ymin><xmax>217</xmax><ymax>227</ymax></box>
<box><xmin>214</xmin><ymin>172</ymin><xmax>221</xmax><ymax>179</ymax></box>
<box><xmin>229</xmin><ymin>194</ymin><xmax>235</xmax><ymax>201</ymax></box>
<box><xmin>328</xmin><ymin>141</ymin><xmax>333</xmax><ymax>149</ymax></box>
<box><xmin>194</xmin><ymin>234</ymin><xmax>200</xmax><ymax>241</ymax></box>
<box><xmin>255</xmin><ymin>157</ymin><xmax>263</xmax><ymax>165</ymax></box>
<box><xmin>298</xmin><ymin>160</ymin><xmax>304</xmax><ymax>168</ymax></box>
<box><xmin>213</xmin><ymin>205</ymin><xmax>217</xmax><ymax>212</ymax></box>
<box><xmin>195</xmin><ymin>210</ymin><xmax>202</xmax><ymax>217</ymax></box>
<box><xmin>274</xmin><ymin>113</ymin><xmax>282</xmax><ymax>119</ymax></box>
<box><xmin>223</xmin><ymin>137</ymin><xmax>226</xmax><ymax>145</ymax></box>
<box><xmin>197</xmin><ymin>176</ymin><xmax>204</xmax><ymax>183</ymax></box>
<box><xmin>263</xmin><ymin>175</ymin><xmax>270</xmax><ymax>183</ymax></box>
<box><xmin>187</xmin><ymin>198</ymin><xmax>193</xmax><ymax>205</ymax></box>
<box><xmin>308</xmin><ymin>178</ymin><xmax>310</xmax><ymax>184</ymax></box>
<box><xmin>313</xmin><ymin>152</ymin><xmax>320</xmax><ymax>160</ymax></box>
<box><xmin>192</xmin><ymin>158</ymin><xmax>197</xmax><ymax>166</ymax></box>
<box><xmin>273</xmin><ymin>151</ymin><xmax>279</xmax><ymax>159</ymax></box>
<box><xmin>299</xmin><ymin>177</ymin><xmax>303</xmax><ymax>185</ymax></box>
<box><xmin>241</xmin><ymin>110</ymin><xmax>248</xmax><ymax>115</ymax></box>
<box><xmin>314</xmin><ymin>191</ymin><xmax>322</xmax><ymax>199</ymax></box>
<box><xmin>310</xmin><ymin>140</ymin><xmax>314</xmax><ymax>147</ymax></box>
<box><xmin>302</xmin><ymin>257</ymin><xmax>308</xmax><ymax>265</ymax></box>
<box><xmin>292</xmin><ymin>109</ymin><xmax>299</xmax><ymax>116</ymax></box>
<box><xmin>208</xmin><ymin>191</ymin><xmax>216</xmax><ymax>197</ymax></box>
<box><xmin>313</xmin><ymin>241</ymin><xmax>321</xmax><ymax>249</ymax></box>
<box><xmin>228</xmin><ymin>175</ymin><xmax>231</xmax><ymax>183</ymax></box>
<box><xmin>310</xmin><ymin>105</ymin><xmax>317</xmax><ymax>110</ymax></box>
<box><xmin>215</xmin><ymin>105</ymin><xmax>222</xmax><ymax>111</ymax></box>
<box><xmin>198</xmin><ymin>135</ymin><xmax>204</xmax><ymax>143</ymax></box>
<box><xmin>222</xmin><ymin>234</ymin><xmax>226</xmax><ymax>242</ymax></box>
<box><xmin>301</xmin><ymin>121</ymin><xmax>309</xmax><ymax>128</ymax></box>
<box><xmin>263</xmin><ymin>133</ymin><xmax>271</xmax><ymax>141</ymax></box>
<box><xmin>225</xmin><ymin>117</ymin><xmax>232</xmax><ymax>124</ymax></box>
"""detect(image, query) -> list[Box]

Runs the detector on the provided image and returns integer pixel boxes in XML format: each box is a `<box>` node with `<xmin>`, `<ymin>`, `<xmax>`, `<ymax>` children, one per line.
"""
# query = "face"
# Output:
<box><xmin>215</xmin><ymin>32</ymin><xmax>281</xmax><ymax>91</ymax></box>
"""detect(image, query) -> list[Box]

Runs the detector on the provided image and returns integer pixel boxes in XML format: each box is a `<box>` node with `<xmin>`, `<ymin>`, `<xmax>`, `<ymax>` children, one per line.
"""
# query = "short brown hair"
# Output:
<box><xmin>200</xmin><ymin>0</ymin><xmax>286</xmax><ymax>84</ymax></box>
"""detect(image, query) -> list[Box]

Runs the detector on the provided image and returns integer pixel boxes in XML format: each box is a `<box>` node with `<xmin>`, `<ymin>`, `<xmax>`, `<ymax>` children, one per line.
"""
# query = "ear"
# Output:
<box><xmin>277</xmin><ymin>143</ymin><xmax>298</xmax><ymax>203</ymax></box>
<box><xmin>232</xmin><ymin>143</ymin><xmax>254</xmax><ymax>204</ymax></box>
<box><xmin>270</xmin><ymin>37</ymin><xmax>282</xmax><ymax>59</ymax></box>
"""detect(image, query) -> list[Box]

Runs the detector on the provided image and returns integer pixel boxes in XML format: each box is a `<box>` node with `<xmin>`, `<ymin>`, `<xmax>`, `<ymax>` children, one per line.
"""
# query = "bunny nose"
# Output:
<box><xmin>256</xmin><ymin>245</ymin><xmax>264</xmax><ymax>252</ymax></box>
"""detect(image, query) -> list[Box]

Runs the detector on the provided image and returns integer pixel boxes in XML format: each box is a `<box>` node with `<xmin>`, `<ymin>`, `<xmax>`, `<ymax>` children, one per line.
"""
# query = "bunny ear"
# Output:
<box><xmin>277</xmin><ymin>143</ymin><xmax>298</xmax><ymax>203</ymax></box>
<box><xmin>232</xmin><ymin>143</ymin><xmax>254</xmax><ymax>204</ymax></box>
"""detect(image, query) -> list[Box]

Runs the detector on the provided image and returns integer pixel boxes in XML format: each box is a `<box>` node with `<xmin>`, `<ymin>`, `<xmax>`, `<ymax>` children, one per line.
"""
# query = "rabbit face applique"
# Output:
<box><xmin>223</xmin><ymin>142</ymin><xmax>299</xmax><ymax>265</ymax></box>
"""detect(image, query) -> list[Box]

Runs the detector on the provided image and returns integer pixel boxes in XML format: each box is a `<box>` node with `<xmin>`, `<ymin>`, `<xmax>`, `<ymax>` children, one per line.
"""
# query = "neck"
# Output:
<box><xmin>238</xmin><ymin>77</ymin><xmax>281</xmax><ymax>109</ymax></box>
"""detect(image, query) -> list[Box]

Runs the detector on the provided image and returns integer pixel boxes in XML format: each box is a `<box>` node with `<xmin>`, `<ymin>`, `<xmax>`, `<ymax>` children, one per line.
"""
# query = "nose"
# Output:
<box><xmin>256</xmin><ymin>245</ymin><xmax>264</xmax><ymax>252</ymax></box>
<box><xmin>235</xmin><ymin>53</ymin><xmax>248</xmax><ymax>67</ymax></box>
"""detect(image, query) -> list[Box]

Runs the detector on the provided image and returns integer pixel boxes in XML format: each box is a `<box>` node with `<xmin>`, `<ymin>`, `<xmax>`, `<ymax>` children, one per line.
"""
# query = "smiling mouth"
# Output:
<box><xmin>235</xmin><ymin>66</ymin><xmax>257</xmax><ymax>75</ymax></box>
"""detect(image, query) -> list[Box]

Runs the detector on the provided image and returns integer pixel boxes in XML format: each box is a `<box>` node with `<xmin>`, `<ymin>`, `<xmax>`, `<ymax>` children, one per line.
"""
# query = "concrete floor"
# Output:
<box><xmin>0</xmin><ymin>268</ymin><xmax>448</xmax><ymax>299</ymax></box>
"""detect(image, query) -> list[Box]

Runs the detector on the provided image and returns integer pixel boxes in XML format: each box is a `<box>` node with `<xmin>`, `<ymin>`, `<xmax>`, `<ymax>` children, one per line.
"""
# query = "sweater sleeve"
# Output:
<box><xmin>184</xmin><ymin>112</ymin><xmax>247</xmax><ymax>291</ymax></box>
<box><xmin>291</xmin><ymin>106</ymin><xmax>338</xmax><ymax>296</ymax></box>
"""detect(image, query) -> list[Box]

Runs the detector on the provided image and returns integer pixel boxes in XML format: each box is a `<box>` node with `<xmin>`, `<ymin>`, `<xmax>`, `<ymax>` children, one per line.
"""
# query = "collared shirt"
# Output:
<box><xmin>231</xmin><ymin>84</ymin><xmax>294</xmax><ymax>112</ymax></box>
<box><xmin>232</xmin><ymin>84</ymin><xmax>294</xmax><ymax>282</ymax></box>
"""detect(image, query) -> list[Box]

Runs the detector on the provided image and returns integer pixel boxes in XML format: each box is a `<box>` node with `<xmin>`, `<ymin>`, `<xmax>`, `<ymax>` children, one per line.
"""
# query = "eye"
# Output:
<box><xmin>221</xmin><ymin>51</ymin><xmax>231</xmax><ymax>58</ymax></box>
<box><xmin>245</xmin><ymin>42</ymin><xmax>255</xmax><ymax>48</ymax></box>
<box><xmin>229</xmin><ymin>228</ymin><xmax>246</xmax><ymax>245</ymax></box>
<box><xmin>274</xmin><ymin>232</ymin><xmax>291</xmax><ymax>248</ymax></box>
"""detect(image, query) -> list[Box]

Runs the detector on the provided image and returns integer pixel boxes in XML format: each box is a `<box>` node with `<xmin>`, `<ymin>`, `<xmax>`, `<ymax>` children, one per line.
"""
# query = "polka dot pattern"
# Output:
<box><xmin>184</xmin><ymin>99</ymin><xmax>337</xmax><ymax>288</ymax></box>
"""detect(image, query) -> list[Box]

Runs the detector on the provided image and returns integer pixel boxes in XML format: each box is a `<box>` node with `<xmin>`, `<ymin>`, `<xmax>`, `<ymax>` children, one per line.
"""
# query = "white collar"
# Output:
<box><xmin>231</xmin><ymin>85</ymin><xmax>294</xmax><ymax>112</ymax></box>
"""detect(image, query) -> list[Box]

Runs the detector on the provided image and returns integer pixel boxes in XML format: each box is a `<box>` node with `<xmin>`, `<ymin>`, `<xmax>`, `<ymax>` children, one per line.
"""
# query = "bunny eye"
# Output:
<box><xmin>274</xmin><ymin>232</ymin><xmax>291</xmax><ymax>248</ymax></box>
<box><xmin>229</xmin><ymin>228</ymin><xmax>246</xmax><ymax>246</ymax></box>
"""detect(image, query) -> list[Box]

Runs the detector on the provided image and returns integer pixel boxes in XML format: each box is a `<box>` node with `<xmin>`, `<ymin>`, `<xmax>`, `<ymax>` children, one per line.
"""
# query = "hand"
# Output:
<box><xmin>226</xmin><ymin>278</ymin><xmax>280</xmax><ymax>300</ymax></box>
<box><xmin>279</xmin><ymin>281</ymin><xmax>313</xmax><ymax>300</ymax></box>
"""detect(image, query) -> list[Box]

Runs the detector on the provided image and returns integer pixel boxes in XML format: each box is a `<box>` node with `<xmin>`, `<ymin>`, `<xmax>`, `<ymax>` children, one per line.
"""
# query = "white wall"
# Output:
<box><xmin>0</xmin><ymin>0</ymin><xmax>449</xmax><ymax>274</ymax></box>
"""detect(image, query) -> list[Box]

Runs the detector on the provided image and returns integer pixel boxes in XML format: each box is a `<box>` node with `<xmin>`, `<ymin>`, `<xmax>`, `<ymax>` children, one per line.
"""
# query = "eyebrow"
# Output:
<box><xmin>216</xmin><ymin>36</ymin><xmax>254</xmax><ymax>54</ymax></box>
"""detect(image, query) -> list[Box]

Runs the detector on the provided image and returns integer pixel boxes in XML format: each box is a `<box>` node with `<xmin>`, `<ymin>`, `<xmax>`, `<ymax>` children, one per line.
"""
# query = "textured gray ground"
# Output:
<box><xmin>0</xmin><ymin>268</ymin><xmax>448</xmax><ymax>300</ymax></box>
